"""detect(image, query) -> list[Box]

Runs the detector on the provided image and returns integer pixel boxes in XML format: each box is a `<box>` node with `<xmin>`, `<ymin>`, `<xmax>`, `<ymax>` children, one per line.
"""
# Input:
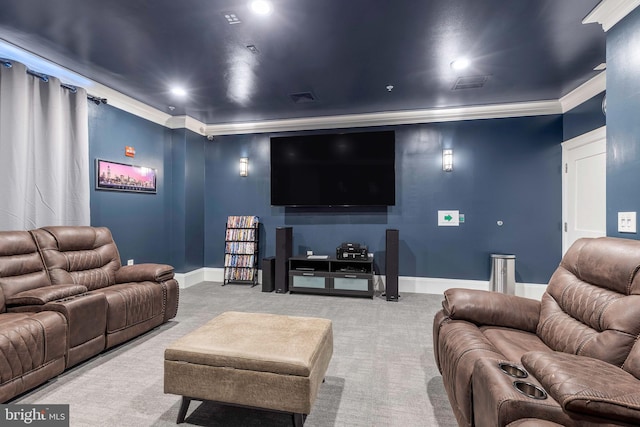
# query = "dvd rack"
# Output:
<box><xmin>223</xmin><ymin>215</ymin><xmax>259</xmax><ymax>286</ymax></box>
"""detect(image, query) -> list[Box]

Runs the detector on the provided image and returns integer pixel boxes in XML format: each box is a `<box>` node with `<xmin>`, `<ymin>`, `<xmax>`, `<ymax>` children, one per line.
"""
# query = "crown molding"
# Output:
<box><xmin>583</xmin><ymin>0</ymin><xmax>640</xmax><ymax>32</ymax></box>
<box><xmin>203</xmin><ymin>100</ymin><xmax>562</xmax><ymax>136</ymax></box>
<box><xmin>88</xmin><ymin>82</ymin><xmax>173</xmax><ymax>127</ymax></box>
<box><xmin>559</xmin><ymin>71</ymin><xmax>606</xmax><ymax>113</ymax></box>
<box><xmin>165</xmin><ymin>115</ymin><xmax>207</xmax><ymax>135</ymax></box>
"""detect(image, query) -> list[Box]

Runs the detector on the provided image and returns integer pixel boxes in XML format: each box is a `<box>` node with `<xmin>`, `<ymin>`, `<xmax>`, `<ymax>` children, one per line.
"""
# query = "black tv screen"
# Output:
<box><xmin>270</xmin><ymin>130</ymin><xmax>395</xmax><ymax>206</ymax></box>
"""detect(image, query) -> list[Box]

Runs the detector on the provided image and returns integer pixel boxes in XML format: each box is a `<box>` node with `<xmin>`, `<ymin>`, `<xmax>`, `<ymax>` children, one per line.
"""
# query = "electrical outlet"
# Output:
<box><xmin>127</xmin><ymin>259</ymin><xmax>134</xmax><ymax>265</ymax></box>
<box><xmin>618</xmin><ymin>212</ymin><xmax>637</xmax><ymax>233</ymax></box>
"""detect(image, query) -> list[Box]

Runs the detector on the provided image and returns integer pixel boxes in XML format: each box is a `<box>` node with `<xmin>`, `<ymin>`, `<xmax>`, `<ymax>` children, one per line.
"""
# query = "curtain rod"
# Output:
<box><xmin>0</xmin><ymin>57</ymin><xmax>107</xmax><ymax>103</ymax></box>
<box><xmin>87</xmin><ymin>94</ymin><xmax>108</xmax><ymax>105</ymax></box>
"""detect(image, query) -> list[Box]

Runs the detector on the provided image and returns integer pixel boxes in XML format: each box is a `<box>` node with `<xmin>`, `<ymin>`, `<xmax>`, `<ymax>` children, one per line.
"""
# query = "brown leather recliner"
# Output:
<box><xmin>0</xmin><ymin>226</ymin><xmax>180</xmax><ymax>402</ymax></box>
<box><xmin>0</xmin><ymin>233</ymin><xmax>68</xmax><ymax>403</ymax></box>
<box><xmin>30</xmin><ymin>226</ymin><xmax>179</xmax><ymax>349</ymax></box>
<box><xmin>433</xmin><ymin>237</ymin><xmax>640</xmax><ymax>427</ymax></box>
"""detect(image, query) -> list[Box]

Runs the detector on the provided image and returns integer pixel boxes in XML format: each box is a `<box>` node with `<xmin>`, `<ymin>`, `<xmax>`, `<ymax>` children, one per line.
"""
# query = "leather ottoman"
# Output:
<box><xmin>164</xmin><ymin>311</ymin><xmax>333</xmax><ymax>426</ymax></box>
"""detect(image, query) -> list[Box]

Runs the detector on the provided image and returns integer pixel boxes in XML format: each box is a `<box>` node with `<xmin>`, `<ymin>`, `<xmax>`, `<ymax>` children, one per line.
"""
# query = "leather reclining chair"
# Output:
<box><xmin>0</xmin><ymin>232</ymin><xmax>68</xmax><ymax>402</ymax></box>
<box><xmin>0</xmin><ymin>226</ymin><xmax>179</xmax><ymax>402</ymax></box>
<box><xmin>31</xmin><ymin>226</ymin><xmax>179</xmax><ymax>349</ymax></box>
<box><xmin>433</xmin><ymin>237</ymin><xmax>640</xmax><ymax>426</ymax></box>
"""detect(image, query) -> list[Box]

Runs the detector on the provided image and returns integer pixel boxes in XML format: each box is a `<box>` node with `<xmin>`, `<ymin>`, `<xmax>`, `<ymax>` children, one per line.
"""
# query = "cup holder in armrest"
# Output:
<box><xmin>498</xmin><ymin>362</ymin><xmax>528</xmax><ymax>378</ymax></box>
<box><xmin>513</xmin><ymin>381</ymin><xmax>547</xmax><ymax>400</ymax></box>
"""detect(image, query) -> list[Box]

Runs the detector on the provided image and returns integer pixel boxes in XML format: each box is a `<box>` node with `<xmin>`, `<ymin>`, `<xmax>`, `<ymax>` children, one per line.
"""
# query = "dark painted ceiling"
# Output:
<box><xmin>0</xmin><ymin>0</ymin><xmax>605</xmax><ymax>125</ymax></box>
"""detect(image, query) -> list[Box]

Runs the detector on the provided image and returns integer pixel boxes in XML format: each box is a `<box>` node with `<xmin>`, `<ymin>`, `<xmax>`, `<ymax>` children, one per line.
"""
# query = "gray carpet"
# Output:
<box><xmin>13</xmin><ymin>282</ymin><xmax>457</xmax><ymax>427</ymax></box>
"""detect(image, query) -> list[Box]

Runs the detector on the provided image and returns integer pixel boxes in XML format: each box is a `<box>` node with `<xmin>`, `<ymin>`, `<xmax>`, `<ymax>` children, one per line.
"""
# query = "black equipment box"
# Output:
<box><xmin>336</xmin><ymin>242</ymin><xmax>368</xmax><ymax>260</ymax></box>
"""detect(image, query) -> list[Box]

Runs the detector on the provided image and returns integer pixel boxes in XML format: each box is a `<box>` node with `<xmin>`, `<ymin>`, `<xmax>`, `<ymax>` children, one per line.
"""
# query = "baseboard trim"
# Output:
<box><xmin>177</xmin><ymin>268</ymin><xmax>547</xmax><ymax>299</ymax></box>
<box><xmin>174</xmin><ymin>268</ymin><xmax>206</xmax><ymax>289</ymax></box>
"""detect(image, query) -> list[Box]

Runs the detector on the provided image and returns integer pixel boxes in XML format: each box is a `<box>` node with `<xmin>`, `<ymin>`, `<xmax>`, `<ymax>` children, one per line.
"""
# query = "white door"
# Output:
<box><xmin>562</xmin><ymin>126</ymin><xmax>606</xmax><ymax>254</ymax></box>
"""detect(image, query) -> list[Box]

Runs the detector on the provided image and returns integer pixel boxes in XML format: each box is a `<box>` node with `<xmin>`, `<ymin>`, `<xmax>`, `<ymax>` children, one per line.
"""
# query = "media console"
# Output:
<box><xmin>288</xmin><ymin>256</ymin><xmax>374</xmax><ymax>298</ymax></box>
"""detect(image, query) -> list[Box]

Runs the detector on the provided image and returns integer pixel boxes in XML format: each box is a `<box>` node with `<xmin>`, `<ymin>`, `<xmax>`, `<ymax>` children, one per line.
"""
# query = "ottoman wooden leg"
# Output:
<box><xmin>177</xmin><ymin>396</ymin><xmax>192</xmax><ymax>424</ymax></box>
<box><xmin>292</xmin><ymin>413</ymin><xmax>305</xmax><ymax>426</ymax></box>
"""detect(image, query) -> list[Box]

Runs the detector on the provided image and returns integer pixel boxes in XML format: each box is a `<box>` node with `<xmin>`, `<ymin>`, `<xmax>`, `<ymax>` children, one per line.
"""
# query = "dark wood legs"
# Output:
<box><xmin>176</xmin><ymin>396</ymin><xmax>307</xmax><ymax>426</ymax></box>
<box><xmin>176</xmin><ymin>396</ymin><xmax>192</xmax><ymax>423</ymax></box>
<box><xmin>292</xmin><ymin>413</ymin><xmax>306</xmax><ymax>426</ymax></box>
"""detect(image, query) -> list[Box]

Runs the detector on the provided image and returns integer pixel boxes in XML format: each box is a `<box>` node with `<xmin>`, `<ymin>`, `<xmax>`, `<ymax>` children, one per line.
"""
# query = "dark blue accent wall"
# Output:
<box><xmin>205</xmin><ymin>116</ymin><xmax>563</xmax><ymax>284</ymax></box>
<box><xmin>89</xmin><ymin>104</ymin><xmax>205</xmax><ymax>272</ymax></box>
<box><xmin>563</xmin><ymin>92</ymin><xmax>606</xmax><ymax>141</ymax></box>
<box><xmin>169</xmin><ymin>129</ymin><xmax>206</xmax><ymax>272</ymax></box>
<box><xmin>89</xmin><ymin>103</ymin><xmax>173</xmax><ymax>265</ymax></box>
<box><xmin>606</xmin><ymin>7</ymin><xmax>640</xmax><ymax>238</ymax></box>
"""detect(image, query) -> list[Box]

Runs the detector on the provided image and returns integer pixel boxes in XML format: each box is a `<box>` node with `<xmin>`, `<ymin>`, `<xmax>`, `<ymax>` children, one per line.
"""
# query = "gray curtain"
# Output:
<box><xmin>0</xmin><ymin>60</ymin><xmax>89</xmax><ymax>230</ymax></box>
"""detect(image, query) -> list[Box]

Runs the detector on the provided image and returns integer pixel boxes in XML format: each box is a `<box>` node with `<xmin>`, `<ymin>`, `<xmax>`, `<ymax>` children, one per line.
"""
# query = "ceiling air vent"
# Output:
<box><xmin>452</xmin><ymin>75</ymin><xmax>490</xmax><ymax>90</ymax></box>
<box><xmin>289</xmin><ymin>92</ymin><xmax>317</xmax><ymax>104</ymax></box>
<box><xmin>222</xmin><ymin>12</ymin><xmax>241</xmax><ymax>24</ymax></box>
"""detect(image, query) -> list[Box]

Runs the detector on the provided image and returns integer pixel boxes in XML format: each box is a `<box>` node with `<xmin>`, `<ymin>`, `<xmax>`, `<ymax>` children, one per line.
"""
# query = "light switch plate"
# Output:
<box><xmin>618</xmin><ymin>212</ymin><xmax>637</xmax><ymax>233</ymax></box>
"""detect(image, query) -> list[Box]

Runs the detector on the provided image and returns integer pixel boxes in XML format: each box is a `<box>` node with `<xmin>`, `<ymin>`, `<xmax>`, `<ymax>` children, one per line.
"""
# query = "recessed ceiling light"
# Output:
<box><xmin>450</xmin><ymin>57</ymin><xmax>471</xmax><ymax>71</ymax></box>
<box><xmin>250</xmin><ymin>0</ymin><xmax>273</xmax><ymax>15</ymax></box>
<box><xmin>171</xmin><ymin>87</ymin><xmax>187</xmax><ymax>97</ymax></box>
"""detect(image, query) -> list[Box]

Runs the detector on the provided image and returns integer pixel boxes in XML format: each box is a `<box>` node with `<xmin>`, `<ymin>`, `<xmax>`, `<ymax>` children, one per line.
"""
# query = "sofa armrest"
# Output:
<box><xmin>442</xmin><ymin>288</ymin><xmax>540</xmax><ymax>332</ymax></box>
<box><xmin>115</xmin><ymin>263</ymin><xmax>175</xmax><ymax>283</ymax></box>
<box><xmin>522</xmin><ymin>351</ymin><xmax>640</xmax><ymax>425</ymax></box>
<box><xmin>6</xmin><ymin>284</ymin><xmax>88</xmax><ymax>306</ymax></box>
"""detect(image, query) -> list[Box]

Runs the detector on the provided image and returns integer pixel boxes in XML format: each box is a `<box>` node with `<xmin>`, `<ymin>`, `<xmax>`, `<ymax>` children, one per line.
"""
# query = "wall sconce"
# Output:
<box><xmin>240</xmin><ymin>157</ymin><xmax>249</xmax><ymax>177</ymax></box>
<box><xmin>442</xmin><ymin>149</ymin><xmax>453</xmax><ymax>172</ymax></box>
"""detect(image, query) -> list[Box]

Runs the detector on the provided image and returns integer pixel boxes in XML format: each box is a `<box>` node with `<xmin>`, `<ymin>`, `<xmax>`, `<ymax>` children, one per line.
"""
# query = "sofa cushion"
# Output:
<box><xmin>559</xmin><ymin>237</ymin><xmax>640</xmax><ymax>295</ymax></box>
<box><xmin>0</xmin><ymin>312</ymin><xmax>67</xmax><ymax>386</ymax></box>
<box><xmin>0</xmin><ymin>231</ymin><xmax>51</xmax><ymax>300</ymax></box>
<box><xmin>480</xmin><ymin>326</ymin><xmax>551</xmax><ymax>362</ymax></box>
<box><xmin>89</xmin><ymin>282</ymin><xmax>163</xmax><ymax>333</ymax></box>
<box><xmin>537</xmin><ymin>237</ymin><xmax>640</xmax><ymax>366</ymax></box>
<box><xmin>32</xmin><ymin>226</ymin><xmax>121</xmax><ymax>290</ymax></box>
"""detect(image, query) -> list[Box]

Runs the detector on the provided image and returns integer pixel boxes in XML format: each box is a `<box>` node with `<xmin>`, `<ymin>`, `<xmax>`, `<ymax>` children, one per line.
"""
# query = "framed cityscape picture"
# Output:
<box><xmin>95</xmin><ymin>159</ymin><xmax>157</xmax><ymax>193</ymax></box>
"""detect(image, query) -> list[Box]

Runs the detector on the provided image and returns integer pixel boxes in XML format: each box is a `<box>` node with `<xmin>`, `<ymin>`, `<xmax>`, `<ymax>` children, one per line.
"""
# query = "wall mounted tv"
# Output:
<box><xmin>270</xmin><ymin>130</ymin><xmax>395</xmax><ymax>206</ymax></box>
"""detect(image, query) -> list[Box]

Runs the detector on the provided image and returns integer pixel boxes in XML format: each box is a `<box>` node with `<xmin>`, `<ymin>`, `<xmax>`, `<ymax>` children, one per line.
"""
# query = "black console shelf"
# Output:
<box><xmin>289</xmin><ymin>256</ymin><xmax>374</xmax><ymax>298</ymax></box>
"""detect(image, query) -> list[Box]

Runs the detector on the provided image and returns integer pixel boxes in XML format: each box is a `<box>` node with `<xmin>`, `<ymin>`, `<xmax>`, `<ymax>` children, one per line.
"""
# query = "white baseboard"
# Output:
<box><xmin>392</xmin><ymin>276</ymin><xmax>546</xmax><ymax>300</ymax></box>
<box><xmin>174</xmin><ymin>268</ymin><xmax>206</xmax><ymax>289</ymax></box>
<box><xmin>176</xmin><ymin>268</ymin><xmax>547</xmax><ymax>299</ymax></box>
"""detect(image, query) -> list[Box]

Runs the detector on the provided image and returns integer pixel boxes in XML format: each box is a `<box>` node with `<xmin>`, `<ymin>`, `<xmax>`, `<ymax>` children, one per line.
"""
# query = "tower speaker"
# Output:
<box><xmin>262</xmin><ymin>257</ymin><xmax>275</xmax><ymax>292</ymax></box>
<box><xmin>275</xmin><ymin>227</ymin><xmax>293</xmax><ymax>293</ymax></box>
<box><xmin>385</xmin><ymin>229</ymin><xmax>399</xmax><ymax>301</ymax></box>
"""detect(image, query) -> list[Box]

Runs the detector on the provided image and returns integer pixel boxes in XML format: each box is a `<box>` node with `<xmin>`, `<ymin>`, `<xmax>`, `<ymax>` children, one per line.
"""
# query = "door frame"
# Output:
<box><xmin>561</xmin><ymin>126</ymin><xmax>606</xmax><ymax>254</ymax></box>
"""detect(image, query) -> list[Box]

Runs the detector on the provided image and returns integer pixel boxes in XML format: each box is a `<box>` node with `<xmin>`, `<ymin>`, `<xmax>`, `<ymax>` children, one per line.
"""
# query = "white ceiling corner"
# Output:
<box><xmin>559</xmin><ymin>71</ymin><xmax>606</xmax><ymax>113</ymax></box>
<box><xmin>583</xmin><ymin>0</ymin><xmax>640</xmax><ymax>32</ymax></box>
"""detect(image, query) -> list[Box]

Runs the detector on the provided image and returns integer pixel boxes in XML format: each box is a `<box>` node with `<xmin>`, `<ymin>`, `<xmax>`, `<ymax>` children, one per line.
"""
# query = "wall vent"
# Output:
<box><xmin>452</xmin><ymin>75</ymin><xmax>490</xmax><ymax>90</ymax></box>
<box><xmin>290</xmin><ymin>92</ymin><xmax>317</xmax><ymax>104</ymax></box>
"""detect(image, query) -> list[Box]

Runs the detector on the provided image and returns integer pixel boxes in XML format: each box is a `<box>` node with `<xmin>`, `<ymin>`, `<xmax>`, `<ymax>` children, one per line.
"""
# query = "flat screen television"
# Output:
<box><xmin>270</xmin><ymin>130</ymin><xmax>395</xmax><ymax>206</ymax></box>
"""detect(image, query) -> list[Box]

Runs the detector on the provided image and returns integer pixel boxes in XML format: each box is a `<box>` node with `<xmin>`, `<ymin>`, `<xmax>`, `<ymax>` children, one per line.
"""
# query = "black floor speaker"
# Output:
<box><xmin>385</xmin><ymin>229</ymin><xmax>399</xmax><ymax>301</ymax></box>
<box><xmin>262</xmin><ymin>257</ymin><xmax>275</xmax><ymax>292</ymax></box>
<box><xmin>275</xmin><ymin>227</ymin><xmax>293</xmax><ymax>293</ymax></box>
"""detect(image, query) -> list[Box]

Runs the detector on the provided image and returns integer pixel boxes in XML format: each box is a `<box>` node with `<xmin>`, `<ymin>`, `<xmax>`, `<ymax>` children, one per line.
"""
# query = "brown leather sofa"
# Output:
<box><xmin>0</xmin><ymin>226</ymin><xmax>179</xmax><ymax>402</ymax></box>
<box><xmin>433</xmin><ymin>237</ymin><xmax>640</xmax><ymax>427</ymax></box>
